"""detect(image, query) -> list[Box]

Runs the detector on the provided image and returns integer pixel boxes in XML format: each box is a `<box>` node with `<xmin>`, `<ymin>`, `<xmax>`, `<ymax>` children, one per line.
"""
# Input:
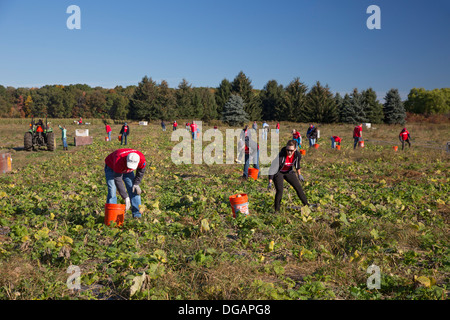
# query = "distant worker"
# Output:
<box><xmin>104</xmin><ymin>148</ymin><xmax>146</xmax><ymax>219</ymax></box>
<box><xmin>78</xmin><ymin>117</ymin><xmax>83</xmax><ymax>125</ymax></box>
<box><xmin>190</xmin><ymin>121</ymin><xmax>198</xmax><ymax>140</ymax></box>
<box><xmin>292</xmin><ymin>129</ymin><xmax>302</xmax><ymax>150</ymax></box>
<box><xmin>353</xmin><ymin>124</ymin><xmax>363</xmax><ymax>149</ymax></box>
<box><xmin>276</xmin><ymin>122</ymin><xmax>280</xmax><ymax>134</ymax></box>
<box><xmin>120</xmin><ymin>122</ymin><xmax>130</xmax><ymax>145</ymax></box>
<box><xmin>306</xmin><ymin>124</ymin><xmax>317</xmax><ymax>147</ymax></box>
<box><xmin>161</xmin><ymin>120</ymin><xmax>166</xmax><ymax>131</ymax></box>
<box><xmin>331</xmin><ymin>136</ymin><xmax>341</xmax><ymax>149</ymax></box>
<box><xmin>105</xmin><ymin>123</ymin><xmax>112</xmax><ymax>141</ymax></box>
<box><xmin>262</xmin><ymin>121</ymin><xmax>269</xmax><ymax>140</ymax></box>
<box><xmin>173</xmin><ymin>121</ymin><xmax>178</xmax><ymax>131</ymax></box>
<box><xmin>242</xmin><ymin>129</ymin><xmax>260</xmax><ymax>180</ymax></box>
<box><xmin>58</xmin><ymin>125</ymin><xmax>68</xmax><ymax>151</ymax></box>
<box><xmin>399</xmin><ymin>128</ymin><xmax>411</xmax><ymax>150</ymax></box>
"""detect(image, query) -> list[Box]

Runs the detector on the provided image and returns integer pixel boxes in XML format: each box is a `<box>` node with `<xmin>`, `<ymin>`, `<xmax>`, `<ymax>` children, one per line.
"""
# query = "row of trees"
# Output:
<box><xmin>1</xmin><ymin>71</ymin><xmax>447</xmax><ymax>125</ymax></box>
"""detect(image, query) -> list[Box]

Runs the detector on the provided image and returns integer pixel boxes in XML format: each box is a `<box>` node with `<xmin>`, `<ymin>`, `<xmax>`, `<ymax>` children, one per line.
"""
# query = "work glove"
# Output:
<box><xmin>267</xmin><ymin>181</ymin><xmax>273</xmax><ymax>191</ymax></box>
<box><xmin>125</xmin><ymin>197</ymin><xmax>131</xmax><ymax>211</ymax></box>
<box><xmin>132</xmin><ymin>185</ymin><xmax>142</xmax><ymax>195</ymax></box>
<box><xmin>298</xmin><ymin>174</ymin><xmax>305</xmax><ymax>182</ymax></box>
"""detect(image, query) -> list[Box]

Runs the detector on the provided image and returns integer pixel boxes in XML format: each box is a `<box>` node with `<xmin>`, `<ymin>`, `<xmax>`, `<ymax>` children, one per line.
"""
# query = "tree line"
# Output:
<box><xmin>1</xmin><ymin>71</ymin><xmax>448</xmax><ymax>125</ymax></box>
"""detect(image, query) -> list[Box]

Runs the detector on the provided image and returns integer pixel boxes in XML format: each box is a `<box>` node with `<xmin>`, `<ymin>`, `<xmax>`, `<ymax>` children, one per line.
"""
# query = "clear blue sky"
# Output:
<box><xmin>0</xmin><ymin>0</ymin><xmax>449</xmax><ymax>101</ymax></box>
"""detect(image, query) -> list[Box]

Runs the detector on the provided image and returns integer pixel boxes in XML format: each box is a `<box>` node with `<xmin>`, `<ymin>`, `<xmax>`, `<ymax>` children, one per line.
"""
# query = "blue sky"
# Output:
<box><xmin>0</xmin><ymin>0</ymin><xmax>449</xmax><ymax>101</ymax></box>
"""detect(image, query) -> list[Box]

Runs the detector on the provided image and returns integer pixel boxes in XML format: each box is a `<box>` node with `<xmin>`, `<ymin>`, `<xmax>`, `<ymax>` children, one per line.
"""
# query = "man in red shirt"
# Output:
<box><xmin>353</xmin><ymin>124</ymin><xmax>363</xmax><ymax>149</ymax></box>
<box><xmin>105</xmin><ymin>124</ymin><xmax>112</xmax><ymax>141</ymax></box>
<box><xmin>190</xmin><ymin>121</ymin><xmax>198</xmax><ymax>140</ymax></box>
<box><xmin>399</xmin><ymin>128</ymin><xmax>411</xmax><ymax>150</ymax></box>
<box><xmin>105</xmin><ymin>148</ymin><xmax>146</xmax><ymax>218</ymax></box>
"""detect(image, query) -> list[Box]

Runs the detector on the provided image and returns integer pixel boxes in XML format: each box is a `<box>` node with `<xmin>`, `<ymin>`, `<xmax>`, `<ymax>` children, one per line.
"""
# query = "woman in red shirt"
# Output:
<box><xmin>268</xmin><ymin>140</ymin><xmax>312</xmax><ymax>214</ymax></box>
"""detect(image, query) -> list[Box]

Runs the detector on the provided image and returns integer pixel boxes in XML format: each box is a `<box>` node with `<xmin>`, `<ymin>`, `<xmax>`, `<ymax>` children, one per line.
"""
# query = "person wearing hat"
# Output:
<box><xmin>104</xmin><ymin>148</ymin><xmax>146</xmax><ymax>218</ymax></box>
<box><xmin>399</xmin><ymin>127</ymin><xmax>411</xmax><ymax>150</ymax></box>
<box><xmin>120</xmin><ymin>122</ymin><xmax>130</xmax><ymax>145</ymax></box>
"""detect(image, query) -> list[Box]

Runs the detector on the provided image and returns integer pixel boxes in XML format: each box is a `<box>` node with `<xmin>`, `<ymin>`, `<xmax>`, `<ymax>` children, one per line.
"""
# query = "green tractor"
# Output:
<box><xmin>24</xmin><ymin>117</ymin><xmax>56</xmax><ymax>151</ymax></box>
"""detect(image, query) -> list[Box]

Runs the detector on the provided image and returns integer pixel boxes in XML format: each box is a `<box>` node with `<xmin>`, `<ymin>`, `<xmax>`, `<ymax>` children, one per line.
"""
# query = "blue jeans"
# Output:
<box><xmin>107</xmin><ymin>132</ymin><xmax>111</xmax><ymax>141</ymax></box>
<box><xmin>121</xmin><ymin>133</ymin><xmax>127</xmax><ymax>145</ymax></box>
<box><xmin>62</xmin><ymin>138</ymin><xmax>67</xmax><ymax>148</ymax></box>
<box><xmin>353</xmin><ymin>137</ymin><xmax>360</xmax><ymax>149</ymax></box>
<box><xmin>294</xmin><ymin>138</ymin><xmax>301</xmax><ymax>150</ymax></box>
<box><xmin>192</xmin><ymin>131</ymin><xmax>197</xmax><ymax>140</ymax></box>
<box><xmin>276</xmin><ymin>129</ymin><xmax>279</xmax><ymax>134</ymax></box>
<box><xmin>105</xmin><ymin>166</ymin><xmax>141</xmax><ymax>218</ymax></box>
<box><xmin>309</xmin><ymin>138</ymin><xmax>316</xmax><ymax>147</ymax></box>
<box><xmin>331</xmin><ymin>137</ymin><xmax>335</xmax><ymax>149</ymax></box>
<box><xmin>243</xmin><ymin>150</ymin><xmax>260</xmax><ymax>178</ymax></box>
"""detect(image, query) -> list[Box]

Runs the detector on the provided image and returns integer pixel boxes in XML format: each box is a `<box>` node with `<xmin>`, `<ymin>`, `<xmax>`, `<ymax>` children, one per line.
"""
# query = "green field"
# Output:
<box><xmin>0</xmin><ymin>119</ymin><xmax>448</xmax><ymax>300</ymax></box>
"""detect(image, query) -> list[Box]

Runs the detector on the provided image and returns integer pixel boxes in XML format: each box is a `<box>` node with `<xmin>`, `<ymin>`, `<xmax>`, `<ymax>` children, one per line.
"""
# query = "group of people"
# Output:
<box><xmin>99</xmin><ymin>120</ymin><xmax>412</xmax><ymax>221</ymax></box>
<box><xmin>289</xmin><ymin>124</ymin><xmax>318</xmax><ymax>150</ymax></box>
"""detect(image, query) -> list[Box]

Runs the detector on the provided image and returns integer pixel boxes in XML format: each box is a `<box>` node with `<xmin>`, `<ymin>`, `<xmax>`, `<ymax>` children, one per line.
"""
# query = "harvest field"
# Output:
<box><xmin>0</xmin><ymin>118</ymin><xmax>448</xmax><ymax>300</ymax></box>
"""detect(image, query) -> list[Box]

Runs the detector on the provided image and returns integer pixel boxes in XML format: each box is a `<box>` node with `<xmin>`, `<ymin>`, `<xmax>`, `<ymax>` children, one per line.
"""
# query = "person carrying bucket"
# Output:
<box><xmin>241</xmin><ymin>126</ymin><xmax>260</xmax><ymax>180</ymax></box>
<box><xmin>268</xmin><ymin>140</ymin><xmax>312</xmax><ymax>214</ymax></box>
<box><xmin>353</xmin><ymin>124</ymin><xmax>363</xmax><ymax>149</ymax></box>
<box><xmin>331</xmin><ymin>136</ymin><xmax>341</xmax><ymax>148</ymax></box>
<box><xmin>104</xmin><ymin>148</ymin><xmax>146</xmax><ymax>219</ymax></box>
<box><xmin>105</xmin><ymin>123</ymin><xmax>112</xmax><ymax>141</ymax></box>
<box><xmin>399</xmin><ymin>128</ymin><xmax>411</xmax><ymax>150</ymax></box>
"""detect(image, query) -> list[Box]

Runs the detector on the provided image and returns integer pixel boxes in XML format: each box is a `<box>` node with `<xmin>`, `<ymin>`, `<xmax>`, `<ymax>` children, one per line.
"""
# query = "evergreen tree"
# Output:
<box><xmin>350</xmin><ymin>88</ymin><xmax>367</xmax><ymax>123</ymax></box>
<box><xmin>156</xmin><ymin>80</ymin><xmax>176</xmax><ymax>120</ymax></box>
<box><xmin>383</xmin><ymin>88</ymin><xmax>406</xmax><ymax>124</ymax></box>
<box><xmin>306</xmin><ymin>81</ymin><xmax>338</xmax><ymax>123</ymax></box>
<box><xmin>222</xmin><ymin>94</ymin><xmax>249</xmax><ymax>126</ymax></box>
<box><xmin>339</xmin><ymin>93</ymin><xmax>354</xmax><ymax>123</ymax></box>
<box><xmin>215</xmin><ymin>79</ymin><xmax>232</xmax><ymax>115</ymax></box>
<box><xmin>362</xmin><ymin>88</ymin><xmax>384</xmax><ymax>124</ymax></box>
<box><xmin>260</xmin><ymin>80</ymin><xmax>285</xmax><ymax>120</ymax></box>
<box><xmin>108</xmin><ymin>93</ymin><xmax>129</xmax><ymax>120</ymax></box>
<box><xmin>231</xmin><ymin>71</ymin><xmax>261</xmax><ymax>120</ymax></box>
<box><xmin>175</xmin><ymin>79</ymin><xmax>193</xmax><ymax>118</ymax></box>
<box><xmin>284</xmin><ymin>78</ymin><xmax>308</xmax><ymax>122</ymax></box>
<box><xmin>129</xmin><ymin>76</ymin><xmax>158</xmax><ymax>120</ymax></box>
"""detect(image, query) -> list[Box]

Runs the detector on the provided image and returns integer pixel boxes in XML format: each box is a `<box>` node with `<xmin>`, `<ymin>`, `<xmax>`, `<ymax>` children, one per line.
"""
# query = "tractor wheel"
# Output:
<box><xmin>24</xmin><ymin>132</ymin><xmax>33</xmax><ymax>151</ymax></box>
<box><xmin>47</xmin><ymin>132</ymin><xmax>55</xmax><ymax>151</ymax></box>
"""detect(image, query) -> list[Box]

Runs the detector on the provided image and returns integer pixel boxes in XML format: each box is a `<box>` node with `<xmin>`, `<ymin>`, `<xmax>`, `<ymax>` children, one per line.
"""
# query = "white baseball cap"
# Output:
<box><xmin>127</xmin><ymin>152</ymin><xmax>139</xmax><ymax>170</ymax></box>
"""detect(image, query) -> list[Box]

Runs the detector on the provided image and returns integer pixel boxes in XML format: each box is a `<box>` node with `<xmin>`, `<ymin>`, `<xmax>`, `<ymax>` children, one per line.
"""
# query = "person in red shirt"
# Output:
<box><xmin>353</xmin><ymin>124</ymin><xmax>363</xmax><ymax>149</ymax></box>
<box><xmin>331</xmin><ymin>136</ymin><xmax>341</xmax><ymax>148</ymax></box>
<box><xmin>292</xmin><ymin>129</ymin><xmax>302</xmax><ymax>150</ymax></box>
<box><xmin>276</xmin><ymin>122</ymin><xmax>280</xmax><ymax>134</ymax></box>
<box><xmin>120</xmin><ymin>122</ymin><xmax>130</xmax><ymax>145</ymax></box>
<box><xmin>399</xmin><ymin>128</ymin><xmax>411</xmax><ymax>150</ymax></box>
<box><xmin>190</xmin><ymin>121</ymin><xmax>198</xmax><ymax>140</ymax></box>
<box><xmin>104</xmin><ymin>148</ymin><xmax>146</xmax><ymax>218</ymax></box>
<box><xmin>268</xmin><ymin>140</ymin><xmax>313</xmax><ymax>214</ymax></box>
<box><xmin>105</xmin><ymin>124</ymin><xmax>112</xmax><ymax>142</ymax></box>
<box><xmin>173</xmin><ymin>121</ymin><xmax>178</xmax><ymax>131</ymax></box>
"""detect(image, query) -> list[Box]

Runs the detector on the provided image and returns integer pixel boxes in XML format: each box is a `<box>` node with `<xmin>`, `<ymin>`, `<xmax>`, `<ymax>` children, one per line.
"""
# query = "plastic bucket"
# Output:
<box><xmin>359</xmin><ymin>140</ymin><xmax>365</xmax><ymax>148</ymax></box>
<box><xmin>118</xmin><ymin>135</ymin><xmax>122</xmax><ymax>141</ymax></box>
<box><xmin>300</xmin><ymin>149</ymin><xmax>306</xmax><ymax>155</ymax></box>
<box><xmin>104</xmin><ymin>203</ymin><xmax>126</xmax><ymax>226</ymax></box>
<box><xmin>105</xmin><ymin>136</ymin><xmax>109</xmax><ymax>141</ymax></box>
<box><xmin>314</xmin><ymin>144</ymin><xmax>319</xmax><ymax>149</ymax></box>
<box><xmin>336</xmin><ymin>145</ymin><xmax>341</xmax><ymax>150</ymax></box>
<box><xmin>229</xmin><ymin>194</ymin><xmax>249</xmax><ymax>218</ymax></box>
<box><xmin>248</xmin><ymin>168</ymin><xmax>259</xmax><ymax>180</ymax></box>
<box><xmin>393</xmin><ymin>146</ymin><xmax>398</xmax><ymax>151</ymax></box>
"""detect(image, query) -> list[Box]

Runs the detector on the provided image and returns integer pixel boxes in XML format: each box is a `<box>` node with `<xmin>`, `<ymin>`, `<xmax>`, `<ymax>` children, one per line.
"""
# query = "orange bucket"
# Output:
<box><xmin>118</xmin><ymin>135</ymin><xmax>122</xmax><ymax>141</ymax></box>
<box><xmin>229</xmin><ymin>194</ymin><xmax>249</xmax><ymax>218</ymax></box>
<box><xmin>393</xmin><ymin>146</ymin><xmax>398</xmax><ymax>151</ymax></box>
<box><xmin>300</xmin><ymin>149</ymin><xmax>306</xmax><ymax>155</ymax></box>
<box><xmin>248</xmin><ymin>168</ymin><xmax>259</xmax><ymax>180</ymax></box>
<box><xmin>105</xmin><ymin>136</ymin><xmax>109</xmax><ymax>141</ymax></box>
<box><xmin>336</xmin><ymin>145</ymin><xmax>341</xmax><ymax>150</ymax></box>
<box><xmin>359</xmin><ymin>140</ymin><xmax>365</xmax><ymax>148</ymax></box>
<box><xmin>314</xmin><ymin>144</ymin><xmax>319</xmax><ymax>149</ymax></box>
<box><xmin>104</xmin><ymin>203</ymin><xmax>125</xmax><ymax>226</ymax></box>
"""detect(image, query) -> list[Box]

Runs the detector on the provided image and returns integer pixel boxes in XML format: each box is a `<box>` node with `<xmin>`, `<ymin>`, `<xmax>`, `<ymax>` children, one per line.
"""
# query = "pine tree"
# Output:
<box><xmin>362</xmin><ymin>88</ymin><xmax>384</xmax><ymax>124</ymax></box>
<box><xmin>175</xmin><ymin>79</ymin><xmax>194</xmax><ymax>118</ymax></box>
<box><xmin>339</xmin><ymin>93</ymin><xmax>354</xmax><ymax>123</ymax></box>
<box><xmin>129</xmin><ymin>76</ymin><xmax>159</xmax><ymax>120</ymax></box>
<box><xmin>284</xmin><ymin>78</ymin><xmax>308</xmax><ymax>122</ymax></box>
<box><xmin>215</xmin><ymin>79</ymin><xmax>232</xmax><ymax>115</ymax></box>
<box><xmin>222</xmin><ymin>94</ymin><xmax>249</xmax><ymax>126</ymax></box>
<box><xmin>231</xmin><ymin>71</ymin><xmax>261</xmax><ymax>120</ymax></box>
<box><xmin>260</xmin><ymin>80</ymin><xmax>285</xmax><ymax>120</ymax></box>
<box><xmin>383</xmin><ymin>88</ymin><xmax>406</xmax><ymax>124</ymax></box>
<box><xmin>306</xmin><ymin>81</ymin><xmax>338</xmax><ymax>123</ymax></box>
<box><xmin>350</xmin><ymin>88</ymin><xmax>367</xmax><ymax>123</ymax></box>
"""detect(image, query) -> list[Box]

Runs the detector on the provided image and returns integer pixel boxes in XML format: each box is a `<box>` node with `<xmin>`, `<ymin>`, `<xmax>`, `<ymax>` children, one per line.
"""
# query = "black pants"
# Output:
<box><xmin>401</xmin><ymin>139</ymin><xmax>411</xmax><ymax>150</ymax></box>
<box><xmin>273</xmin><ymin>171</ymin><xmax>309</xmax><ymax>212</ymax></box>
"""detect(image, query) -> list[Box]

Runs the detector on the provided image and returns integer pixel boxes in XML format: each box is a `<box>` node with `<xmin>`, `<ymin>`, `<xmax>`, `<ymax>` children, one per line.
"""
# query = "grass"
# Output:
<box><xmin>0</xmin><ymin>119</ymin><xmax>448</xmax><ymax>300</ymax></box>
